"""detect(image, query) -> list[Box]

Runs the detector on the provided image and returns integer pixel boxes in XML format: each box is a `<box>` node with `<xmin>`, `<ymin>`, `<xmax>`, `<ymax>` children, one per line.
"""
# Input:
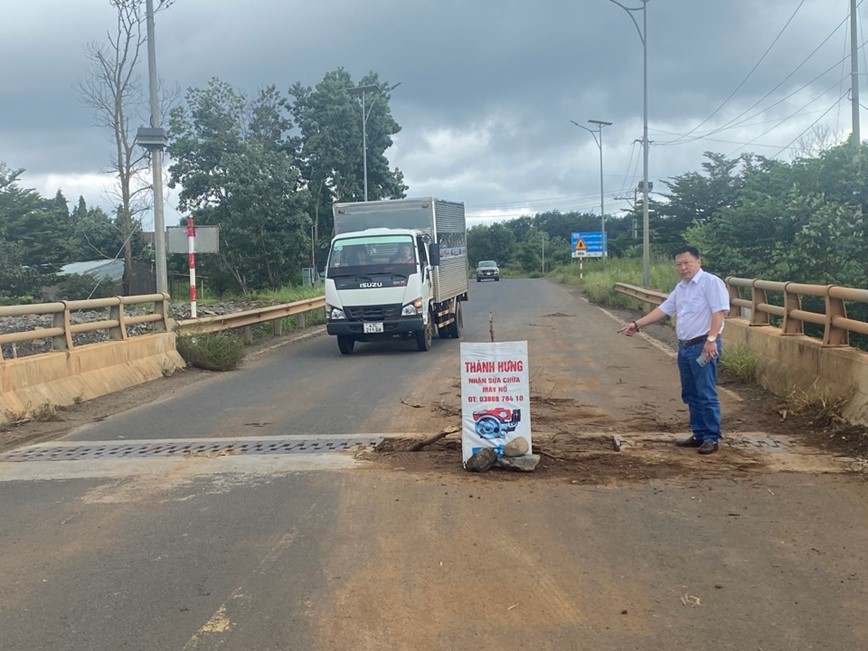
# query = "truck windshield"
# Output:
<box><xmin>326</xmin><ymin>235</ymin><xmax>416</xmax><ymax>276</ymax></box>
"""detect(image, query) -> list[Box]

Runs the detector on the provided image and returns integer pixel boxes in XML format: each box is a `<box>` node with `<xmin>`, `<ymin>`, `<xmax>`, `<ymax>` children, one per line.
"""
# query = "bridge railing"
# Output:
<box><xmin>615</xmin><ymin>278</ymin><xmax>868</xmax><ymax>348</ymax></box>
<box><xmin>0</xmin><ymin>295</ymin><xmax>328</xmax><ymax>360</ymax></box>
<box><xmin>0</xmin><ymin>294</ymin><xmax>171</xmax><ymax>360</ymax></box>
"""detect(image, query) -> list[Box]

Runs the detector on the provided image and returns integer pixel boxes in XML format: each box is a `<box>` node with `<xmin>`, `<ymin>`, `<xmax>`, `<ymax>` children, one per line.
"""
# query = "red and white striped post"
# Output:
<box><xmin>187</xmin><ymin>216</ymin><xmax>197</xmax><ymax>318</ymax></box>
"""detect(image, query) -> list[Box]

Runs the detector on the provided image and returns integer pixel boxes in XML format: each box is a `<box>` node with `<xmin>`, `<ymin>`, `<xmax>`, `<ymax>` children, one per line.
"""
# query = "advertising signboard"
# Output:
<box><xmin>459</xmin><ymin>341</ymin><xmax>532</xmax><ymax>464</ymax></box>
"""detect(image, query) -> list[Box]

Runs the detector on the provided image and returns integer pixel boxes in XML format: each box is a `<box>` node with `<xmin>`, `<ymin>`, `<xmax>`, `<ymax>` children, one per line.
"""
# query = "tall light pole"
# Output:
<box><xmin>610</xmin><ymin>0</ymin><xmax>650</xmax><ymax>287</ymax></box>
<box><xmin>348</xmin><ymin>82</ymin><xmax>400</xmax><ymax>201</ymax></box>
<box><xmin>570</xmin><ymin>118</ymin><xmax>612</xmax><ymax>265</ymax></box>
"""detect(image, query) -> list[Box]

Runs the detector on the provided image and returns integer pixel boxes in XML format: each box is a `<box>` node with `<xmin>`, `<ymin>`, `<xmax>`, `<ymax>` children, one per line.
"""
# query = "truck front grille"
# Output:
<box><xmin>345</xmin><ymin>304</ymin><xmax>402</xmax><ymax>321</ymax></box>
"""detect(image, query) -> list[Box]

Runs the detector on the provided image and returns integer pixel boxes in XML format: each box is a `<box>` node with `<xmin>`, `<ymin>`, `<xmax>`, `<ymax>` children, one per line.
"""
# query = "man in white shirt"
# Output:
<box><xmin>617</xmin><ymin>246</ymin><xmax>730</xmax><ymax>455</ymax></box>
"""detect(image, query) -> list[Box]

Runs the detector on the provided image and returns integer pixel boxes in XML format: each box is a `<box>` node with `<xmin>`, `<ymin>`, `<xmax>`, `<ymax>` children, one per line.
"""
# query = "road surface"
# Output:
<box><xmin>0</xmin><ymin>279</ymin><xmax>865</xmax><ymax>650</ymax></box>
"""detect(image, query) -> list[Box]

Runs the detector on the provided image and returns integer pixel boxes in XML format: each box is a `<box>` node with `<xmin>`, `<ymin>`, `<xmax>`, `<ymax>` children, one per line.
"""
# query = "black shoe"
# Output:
<box><xmin>697</xmin><ymin>441</ymin><xmax>719</xmax><ymax>455</ymax></box>
<box><xmin>675</xmin><ymin>436</ymin><xmax>703</xmax><ymax>448</ymax></box>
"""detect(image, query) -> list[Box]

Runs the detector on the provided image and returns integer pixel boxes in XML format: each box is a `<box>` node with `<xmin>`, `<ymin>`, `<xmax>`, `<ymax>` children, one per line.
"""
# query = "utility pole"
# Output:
<box><xmin>143</xmin><ymin>0</ymin><xmax>167</xmax><ymax>295</ymax></box>
<box><xmin>852</xmin><ymin>0</ymin><xmax>861</xmax><ymax>148</ymax></box>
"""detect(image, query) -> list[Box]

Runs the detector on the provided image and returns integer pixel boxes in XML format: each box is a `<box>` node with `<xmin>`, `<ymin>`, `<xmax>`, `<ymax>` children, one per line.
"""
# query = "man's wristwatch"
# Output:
<box><xmin>707</xmin><ymin>335</ymin><xmax>717</xmax><ymax>343</ymax></box>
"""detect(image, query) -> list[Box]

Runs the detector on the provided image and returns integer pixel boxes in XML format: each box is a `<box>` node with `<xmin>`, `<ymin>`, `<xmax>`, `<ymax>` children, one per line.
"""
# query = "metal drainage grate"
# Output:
<box><xmin>0</xmin><ymin>438</ymin><xmax>382</xmax><ymax>462</ymax></box>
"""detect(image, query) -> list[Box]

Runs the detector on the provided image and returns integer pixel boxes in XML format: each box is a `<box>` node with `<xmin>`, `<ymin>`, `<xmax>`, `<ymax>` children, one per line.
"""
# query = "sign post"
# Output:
<box><xmin>187</xmin><ymin>217</ymin><xmax>197</xmax><ymax>318</ymax></box>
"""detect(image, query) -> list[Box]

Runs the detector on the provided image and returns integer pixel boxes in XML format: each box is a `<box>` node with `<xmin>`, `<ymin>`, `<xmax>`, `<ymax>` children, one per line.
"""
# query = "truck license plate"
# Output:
<box><xmin>363</xmin><ymin>322</ymin><xmax>384</xmax><ymax>334</ymax></box>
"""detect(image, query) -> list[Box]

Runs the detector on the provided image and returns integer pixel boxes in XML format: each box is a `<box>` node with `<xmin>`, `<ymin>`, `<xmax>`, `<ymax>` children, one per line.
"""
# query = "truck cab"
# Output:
<box><xmin>324</xmin><ymin>198</ymin><xmax>468</xmax><ymax>354</ymax></box>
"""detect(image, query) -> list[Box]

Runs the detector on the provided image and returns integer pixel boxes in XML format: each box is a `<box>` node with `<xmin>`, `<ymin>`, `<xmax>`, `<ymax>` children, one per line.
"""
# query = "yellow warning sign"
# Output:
<box><xmin>575</xmin><ymin>238</ymin><xmax>587</xmax><ymax>251</ymax></box>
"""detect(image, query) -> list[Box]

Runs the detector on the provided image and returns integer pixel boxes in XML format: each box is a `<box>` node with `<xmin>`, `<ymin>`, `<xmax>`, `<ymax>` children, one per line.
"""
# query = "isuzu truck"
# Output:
<box><xmin>324</xmin><ymin>197</ymin><xmax>469</xmax><ymax>354</ymax></box>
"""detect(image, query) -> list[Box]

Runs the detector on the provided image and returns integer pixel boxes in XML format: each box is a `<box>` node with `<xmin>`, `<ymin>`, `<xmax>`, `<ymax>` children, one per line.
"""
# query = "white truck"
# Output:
<box><xmin>324</xmin><ymin>197</ymin><xmax>469</xmax><ymax>354</ymax></box>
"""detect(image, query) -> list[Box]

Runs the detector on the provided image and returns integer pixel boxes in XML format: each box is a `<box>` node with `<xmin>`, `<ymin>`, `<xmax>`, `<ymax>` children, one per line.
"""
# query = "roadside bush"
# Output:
<box><xmin>719</xmin><ymin>343</ymin><xmax>758</xmax><ymax>383</ymax></box>
<box><xmin>176</xmin><ymin>333</ymin><xmax>245</xmax><ymax>371</ymax></box>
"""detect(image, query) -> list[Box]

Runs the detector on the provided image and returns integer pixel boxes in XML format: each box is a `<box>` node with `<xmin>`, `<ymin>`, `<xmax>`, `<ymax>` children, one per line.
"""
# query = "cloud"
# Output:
<box><xmin>1</xmin><ymin>0</ymin><xmax>861</xmax><ymax>229</ymax></box>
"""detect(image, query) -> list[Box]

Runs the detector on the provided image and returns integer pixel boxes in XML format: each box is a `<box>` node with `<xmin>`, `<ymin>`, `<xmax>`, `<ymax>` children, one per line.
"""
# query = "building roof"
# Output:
<box><xmin>60</xmin><ymin>260</ymin><xmax>125</xmax><ymax>283</ymax></box>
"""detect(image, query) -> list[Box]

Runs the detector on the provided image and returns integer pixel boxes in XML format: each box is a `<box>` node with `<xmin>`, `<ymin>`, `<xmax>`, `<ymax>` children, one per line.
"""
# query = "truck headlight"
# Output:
<box><xmin>401</xmin><ymin>298</ymin><xmax>423</xmax><ymax>317</ymax></box>
<box><xmin>327</xmin><ymin>305</ymin><xmax>346</xmax><ymax>320</ymax></box>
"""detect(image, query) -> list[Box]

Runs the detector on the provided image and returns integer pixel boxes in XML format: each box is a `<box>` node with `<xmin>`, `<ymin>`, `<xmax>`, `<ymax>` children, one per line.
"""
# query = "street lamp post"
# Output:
<box><xmin>348</xmin><ymin>82</ymin><xmax>400</xmax><ymax>201</ymax></box>
<box><xmin>609</xmin><ymin>0</ymin><xmax>650</xmax><ymax>287</ymax></box>
<box><xmin>570</xmin><ymin>118</ymin><xmax>612</xmax><ymax>265</ymax></box>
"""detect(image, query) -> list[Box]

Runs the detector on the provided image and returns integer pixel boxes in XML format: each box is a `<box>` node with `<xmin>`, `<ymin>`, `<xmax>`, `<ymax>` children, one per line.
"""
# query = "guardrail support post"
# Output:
<box><xmin>109</xmin><ymin>299</ymin><xmax>127</xmax><ymax>340</ymax></box>
<box><xmin>52</xmin><ymin>309</ymin><xmax>71</xmax><ymax>351</ymax></box>
<box><xmin>782</xmin><ymin>284</ymin><xmax>803</xmax><ymax>335</ymax></box>
<box><xmin>243</xmin><ymin>325</ymin><xmax>253</xmax><ymax>345</ymax></box>
<box><xmin>272</xmin><ymin>318</ymin><xmax>283</xmax><ymax>336</ymax></box>
<box><xmin>825</xmin><ymin>287</ymin><xmax>849</xmax><ymax>346</ymax></box>
<box><xmin>297</xmin><ymin>313</ymin><xmax>306</xmax><ymax>330</ymax></box>
<box><xmin>750</xmin><ymin>282</ymin><xmax>770</xmax><ymax>326</ymax></box>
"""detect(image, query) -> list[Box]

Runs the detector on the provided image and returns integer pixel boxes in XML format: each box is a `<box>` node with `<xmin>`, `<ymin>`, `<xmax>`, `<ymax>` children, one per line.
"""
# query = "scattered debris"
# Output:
<box><xmin>681</xmin><ymin>593</ymin><xmax>702</xmax><ymax>607</ymax></box>
<box><xmin>409</xmin><ymin>425</ymin><xmax>461</xmax><ymax>452</ymax></box>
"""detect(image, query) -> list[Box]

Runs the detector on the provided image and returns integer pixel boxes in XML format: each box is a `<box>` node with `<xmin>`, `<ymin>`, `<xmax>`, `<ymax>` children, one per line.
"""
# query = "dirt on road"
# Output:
<box><xmin>3</xmin><ymin>300</ymin><xmax>867</xmax><ymax>485</ymax></box>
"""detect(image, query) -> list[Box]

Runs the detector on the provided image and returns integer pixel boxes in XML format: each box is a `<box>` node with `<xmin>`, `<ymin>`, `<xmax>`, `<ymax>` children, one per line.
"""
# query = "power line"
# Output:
<box><xmin>666</xmin><ymin>0</ymin><xmax>807</xmax><ymax>146</ymax></box>
<box><xmin>659</xmin><ymin>9</ymin><xmax>855</xmax><ymax>147</ymax></box>
<box><xmin>770</xmin><ymin>90</ymin><xmax>850</xmax><ymax>158</ymax></box>
<box><xmin>729</xmin><ymin>80</ymin><xmax>849</xmax><ymax>157</ymax></box>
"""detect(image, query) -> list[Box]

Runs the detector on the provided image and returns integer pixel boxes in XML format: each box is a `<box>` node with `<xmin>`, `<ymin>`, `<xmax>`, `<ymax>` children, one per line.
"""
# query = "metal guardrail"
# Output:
<box><xmin>175</xmin><ymin>297</ymin><xmax>326</xmax><ymax>339</ymax></box>
<box><xmin>0</xmin><ymin>295</ymin><xmax>327</xmax><ymax>360</ymax></box>
<box><xmin>615</xmin><ymin>278</ymin><xmax>868</xmax><ymax>348</ymax></box>
<box><xmin>0</xmin><ymin>294</ymin><xmax>171</xmax><ymax>360</ymax></box>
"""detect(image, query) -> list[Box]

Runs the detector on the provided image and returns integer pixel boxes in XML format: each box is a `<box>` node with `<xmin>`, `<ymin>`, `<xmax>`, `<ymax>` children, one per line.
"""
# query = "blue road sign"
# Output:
<box><xmin>571</xmin><ymin>231</ymin><xmax>607</xmax><ymax>258</ymax></box>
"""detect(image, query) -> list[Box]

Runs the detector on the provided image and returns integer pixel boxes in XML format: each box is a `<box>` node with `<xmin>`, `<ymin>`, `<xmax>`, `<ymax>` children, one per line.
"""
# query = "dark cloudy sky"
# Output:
<box><xmin>1</xmin><ymin>0</ymin><xmax>861</xmax><ymax>228</ymax></box>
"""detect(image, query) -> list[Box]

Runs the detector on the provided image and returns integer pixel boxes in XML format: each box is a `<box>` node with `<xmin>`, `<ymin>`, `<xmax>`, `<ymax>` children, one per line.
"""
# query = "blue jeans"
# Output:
<box><xmin>676</xmin><ymin>340</ymin><xmax>722</xmax><ymax>443</ymax></box>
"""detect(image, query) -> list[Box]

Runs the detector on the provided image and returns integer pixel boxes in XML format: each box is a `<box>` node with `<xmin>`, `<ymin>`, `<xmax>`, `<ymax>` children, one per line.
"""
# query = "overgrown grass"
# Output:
<box><xmin>719</xmin><ymin>343</ymin><xmax>758</xmax><ymax>383</ymax></box>
<box><xmin>238</xmin><ymin>284</ymin><xmax>325</xmax><ymax>303</ymax></box>
<box><xmin>551</xmin><ymin>256</ymin><xmax>679</xmax><ymax>307</ymax></box>
<box><xmin>784</xmin><ymin>384</ymin><xmax>855</xmax><ymax>426</ymax></box>
<box><xmin>2</xmin><ymin>401</ymin><xmax>59</xmax><ymax>426</ymax></box>
<box><xmin>176</xmin><ymin>333</ymin><xmax>245</xmax><ymax>371</ymax></box>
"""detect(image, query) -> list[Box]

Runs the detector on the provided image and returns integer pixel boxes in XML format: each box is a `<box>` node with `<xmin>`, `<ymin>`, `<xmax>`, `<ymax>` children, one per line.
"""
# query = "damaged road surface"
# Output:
<box><xmin>1</xmin><ymin>279</ymin><xmax>867</xmax><ymax>650</ymax></box>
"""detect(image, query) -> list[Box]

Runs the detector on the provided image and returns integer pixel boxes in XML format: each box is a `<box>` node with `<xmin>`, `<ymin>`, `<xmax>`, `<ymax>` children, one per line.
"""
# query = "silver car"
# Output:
<box><xmin>476</xmin><ymin>260</ymin><xmax>500</xmax><ymax>282</ymax></box>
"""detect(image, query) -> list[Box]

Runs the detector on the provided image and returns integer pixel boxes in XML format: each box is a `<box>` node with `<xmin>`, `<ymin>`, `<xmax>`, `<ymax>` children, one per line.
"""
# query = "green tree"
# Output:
<box><xmin>467</xmin><ymin>222</ymin><xmax>516</xmax><ymax>267</ymax></box>
<box><xmin>70</xmin><ymin>196</ymin><xmax>126</xmax><ymax>260</ymax></box>
<box><xmin>290</xmin><ymin>68</ymin><xmax>406</xmax><ymax>267</ymax></box>
<box><xmin>0</xmin><ymin>164</ymin><xmax>64</xmax><ymax>298</ymax></box>
<box><xmin>168</xmin><ymin>79</ymin><xmax>311</xmax><ymax>294</ymax></box>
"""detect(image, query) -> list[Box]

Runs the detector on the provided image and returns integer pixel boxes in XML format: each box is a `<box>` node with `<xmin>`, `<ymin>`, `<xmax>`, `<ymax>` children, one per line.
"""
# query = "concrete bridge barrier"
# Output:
<box><xmin>0</xmin><ymin>334</ymin><xmax>183</xmax><ymax>422</ymax></box>
<box><xmin>725</xmin><ymin>319</ymin><xmax>868</xmax><ymax>425</ymax></box>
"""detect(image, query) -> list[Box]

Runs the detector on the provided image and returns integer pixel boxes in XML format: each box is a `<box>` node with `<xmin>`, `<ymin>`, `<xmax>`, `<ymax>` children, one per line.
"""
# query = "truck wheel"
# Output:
<box><xmin>337</xmin><ymin>335</ymin><xmax>355</xmax><ymax>355</ymax></box>
<box><xmin>416</xmin><ymin>322</ymin><xmax>432</xmax><ymax>351</ymax></box>
<box><xmin>448</xmin><ymin>301</ymin><xmax>462</xmax><ymax>339</ymax></box>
